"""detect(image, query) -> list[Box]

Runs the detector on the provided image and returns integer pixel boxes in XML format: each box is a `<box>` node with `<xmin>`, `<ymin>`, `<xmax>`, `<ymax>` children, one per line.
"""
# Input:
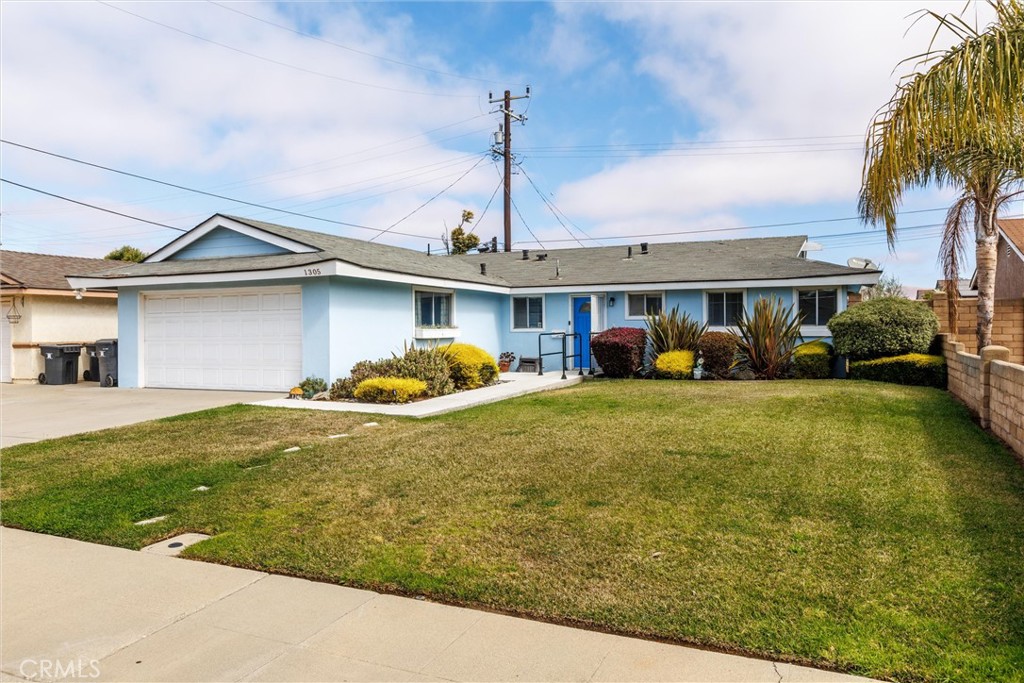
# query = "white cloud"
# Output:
<box><xmin>0</xmin><ymin>1</ymin><xmax>500</xmax><ymax>254</ymax></box>
<box><xmin>548</xmin><ymin>2</ymin><xmax>996</xmax><ymax>235</ymax></box>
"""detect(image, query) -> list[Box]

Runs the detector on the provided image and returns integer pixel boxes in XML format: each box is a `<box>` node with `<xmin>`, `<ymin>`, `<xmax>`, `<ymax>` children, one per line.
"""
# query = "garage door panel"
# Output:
<box><xmin>144</xmin><ymin>287</ymin><xmax>301</xmax><ymax>392</ymax></box>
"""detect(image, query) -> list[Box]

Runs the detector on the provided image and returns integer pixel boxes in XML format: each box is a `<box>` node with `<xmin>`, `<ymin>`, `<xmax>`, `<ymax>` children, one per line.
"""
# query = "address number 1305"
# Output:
<box><xmin>303</xmin><ymin>268</ymin><xmax>322</xmax><ymax>276</ymax></box>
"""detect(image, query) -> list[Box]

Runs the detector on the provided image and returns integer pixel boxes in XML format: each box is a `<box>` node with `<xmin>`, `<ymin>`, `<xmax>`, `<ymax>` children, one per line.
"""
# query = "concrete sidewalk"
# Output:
<box><xmin>1</xmin><ymin>528</ymin><xmax>872</xmax><ymax>682</ymax></box>
<box><xmin>252</xmin><ymin>371</ymin><xmax>583</xmax><ymax>418</ymax></box>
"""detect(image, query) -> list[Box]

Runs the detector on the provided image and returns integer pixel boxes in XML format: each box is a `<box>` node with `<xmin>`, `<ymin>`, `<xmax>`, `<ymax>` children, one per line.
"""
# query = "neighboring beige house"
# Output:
<box><xmin>1</xmin><ymin>251</ymin><xmax>120</xmax><ymax>383</ymax></box>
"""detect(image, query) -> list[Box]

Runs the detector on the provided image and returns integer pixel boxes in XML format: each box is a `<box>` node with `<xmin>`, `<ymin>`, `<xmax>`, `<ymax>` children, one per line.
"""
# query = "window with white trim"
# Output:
<box><xmin>415</xmin><ymin>290</ymin><xmax>453</xmax><ymax>328</ymax></box>
<box><xmin>797</xmin><ymin>289</ymin><xmax>837</xmax><ymax>326</ymax></box>
<box><xmin>626</xmin><ymin>292</ymin><xmax>664</xmax><ymax>318</ymax></box>
<box><xmin>512</xmin><ymin>296</ymin><xmax>544</xmax><ymax>330</ymax></box>
<box><xmin>707</xmin><ymin>291</ymin><xmax>744</xmax><ymax>327</ymax></box>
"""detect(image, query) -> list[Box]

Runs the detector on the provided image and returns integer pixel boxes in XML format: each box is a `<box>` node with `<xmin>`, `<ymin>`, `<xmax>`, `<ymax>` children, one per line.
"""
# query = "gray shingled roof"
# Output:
<box><xmin>78</xmin><ymin>215</ymin><xmax>506</xmax><ymax>286</ymax></box>
<box><xmin>1</xmin><ymin>251</ymin><xmax>123</xmax><ymax>291</ymax></box>
<box><xmin>454</xmin><ymin>237</ymin><xmax>878</xmax><ymax>287</ymax></box>
<box><xmin>70</xmin><ymin>215</ymin><xmax>878</xmax><ymax>288</ymax></box>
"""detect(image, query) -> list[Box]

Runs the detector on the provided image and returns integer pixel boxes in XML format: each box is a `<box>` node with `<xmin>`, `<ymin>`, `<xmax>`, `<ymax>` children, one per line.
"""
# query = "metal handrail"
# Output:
<box><xmin>537</xmin><ymin>332</ymin><xmax>584</xmax><ymax>380</ymax></box>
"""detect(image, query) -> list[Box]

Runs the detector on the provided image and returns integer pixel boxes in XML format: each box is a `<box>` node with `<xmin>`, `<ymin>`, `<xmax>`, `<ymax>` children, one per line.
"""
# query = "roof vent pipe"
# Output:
<box><xmin>480</xmin><ymin>263</ymin><xmax>487</xmax><ymax>276</ymax></box>
<box><xmin>627</xmin><ymin>246</ymin><xmax>633</xmax><ymax>259</ymax></box>
<box><xmin>640</xmin><ymin>242</ymin><xmax>649</xmax><ymax>254</ymax></box>
<box><xmin>522</xmin><ymin>249</ymin><xmax>529</xmax><ymax>261</ymax></box>
<box><xmin>537</xmin><ymin>253</ymin><xmax>548</xmax><ymax>261</ymax></box>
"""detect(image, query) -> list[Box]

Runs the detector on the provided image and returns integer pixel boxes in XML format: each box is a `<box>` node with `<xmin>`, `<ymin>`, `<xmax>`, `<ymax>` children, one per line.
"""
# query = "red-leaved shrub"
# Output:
<box><xmin>591</xmin><ymin>327</ymin><xmax>647</xmax><ymax>377</ymax></box>
<box><xmin>697</xmin><ymin>331</ymin><xmax>738</xmax><ymax>379</ymax></box>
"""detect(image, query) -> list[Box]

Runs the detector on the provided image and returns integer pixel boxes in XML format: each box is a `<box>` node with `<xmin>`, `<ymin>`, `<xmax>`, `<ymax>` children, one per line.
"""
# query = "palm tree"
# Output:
<box><xmin>860</xmin><ymin>0</ymin><xmax>1024</xmax><ymax>349</ymax></box>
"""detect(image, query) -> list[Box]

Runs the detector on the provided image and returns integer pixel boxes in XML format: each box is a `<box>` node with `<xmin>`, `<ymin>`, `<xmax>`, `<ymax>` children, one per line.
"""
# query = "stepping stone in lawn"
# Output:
<box><xmin>328</xmin><ymin>434</ymin><xmax>349</xmax><ymax>439</ymax></box>
<box><xmin>192</xmin><ymin>485</ymin><xmax>210</xmax><ymax>492</ymax></box>
<box><xmin>362</xmin><ymin>422</ymin><xmax>379</xmax><ymax>428</ymax></box>
<box><xmin>283</xmin><ymin>446</ymin><xmax>301</xmax><ymax>453</ymax></box>
<box><xmin>141</xmin><ymin>533</ymin><xmax>211</xmax><ymax>557</ymax></box>
<box><xmin>133</xmin><ymin>515</ymin><xmax>167</xmax><ymax>526</ymax></box>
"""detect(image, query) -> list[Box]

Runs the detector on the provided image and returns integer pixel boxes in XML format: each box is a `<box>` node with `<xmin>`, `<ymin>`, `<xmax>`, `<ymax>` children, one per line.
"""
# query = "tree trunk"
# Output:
<box><xmin>975</xmin><ymin>207</ymin><xmax>998</xmax><ymax>350</ymax></box>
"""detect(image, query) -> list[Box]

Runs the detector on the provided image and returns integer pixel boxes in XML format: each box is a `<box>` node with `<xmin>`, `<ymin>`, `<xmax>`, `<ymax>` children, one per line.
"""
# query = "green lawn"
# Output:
<box><xmin>3</xmin><ymin>380</ymin><xmax>1023</xmax><ymax>682</ymax></box>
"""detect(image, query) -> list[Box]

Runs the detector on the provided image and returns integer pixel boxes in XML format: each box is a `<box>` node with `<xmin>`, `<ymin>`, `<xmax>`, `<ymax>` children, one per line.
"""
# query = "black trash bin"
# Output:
<box><xmin>82</xmin><ymin>343</ymin><xmax>99</xmax><ymax>381</ymax></box>
<box><xmin>96</xmin><ymin>338</ymin><xmax>118</xmax><ymax>387</ymax></box>
<box><xmin>39</xmin><ymin>344</ymin><xmax>82</xmax><ymax>385</ymax></box>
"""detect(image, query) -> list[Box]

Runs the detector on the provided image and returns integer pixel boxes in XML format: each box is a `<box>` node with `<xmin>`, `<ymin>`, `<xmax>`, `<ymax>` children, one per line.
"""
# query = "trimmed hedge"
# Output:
<box><xmin>353</xmin><ymin>377</ymin><xmax>428</xmax><ymax>403</ymax></box>
<box><xmin>655</xmin><ymin>350</ymin><xmax>695</xmax><ymax>379</ymax></box>
<box><xmin>330</xmin><ymin>345</ymin><xmax>455</xmax><ymax>399</ymax></box>
<box><xmin>828</xmin><ymin>298</ymin><xmax>939</xmax><ymax>360</ymax></box>
<box><xmin>849</xmin><ymin>353</ymin><xmax>947</xmax><ymax>388</ymax></box>
<box><xmin>697</xmin><ymin>331</ymin><xmax>738</xmax><ymax>379</ymax></box>
<box><xmin>591</xmin><ymin>327</ymin><xmax>648</xmax><ymax>378</ymax></box>
<box><xmin>444</xmin><ymin>343</ymin><xmax>499</xmax><ymax>390</ymax></box>
<box><xmin>792</xmin><ymin>340</ymin><xmax>833</xmax><ymax>380</ymax></box>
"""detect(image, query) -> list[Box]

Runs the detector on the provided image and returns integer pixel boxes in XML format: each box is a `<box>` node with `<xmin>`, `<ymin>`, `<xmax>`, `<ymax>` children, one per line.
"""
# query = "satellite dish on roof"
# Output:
<box><xmin>847</xmin><ymin>257</ymin><xmax>878</xmax><ymax>270</ymax></box>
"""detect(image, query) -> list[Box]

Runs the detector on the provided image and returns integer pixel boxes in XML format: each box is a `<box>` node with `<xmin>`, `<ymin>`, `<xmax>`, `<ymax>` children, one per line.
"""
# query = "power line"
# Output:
<box><xmin>518</xmin><ymin>165</ymin><xmax>584</xmax><ymax>247</ymax></box>
<box><xmin>1</xmin><ymin>139</ymin><xmax>465</xmax><ymax>240</ymax></box>
<box><xmin>207</xmin><ymin>1</ymin><xmax>518</xmax><ymax>87</ymax></box>
<box><xmin>370</xmin><ymin>156</ymin><xmax>488</xmax><ymax>241</ymax></box>
<box><xmin>509</xmin><ymin>195</ymin><xmax>545</xmax><ymax>249</ymax></box>
<box><xmin>1</xmin><ymin>179</ymin><xmax>186</xmax><ymax>232</ymax></box>
<box><xmin>470</xmin><ymin>173</ymin><xmax>506</xmax><ymax>239</ymax></box>
<box><xmin>98</xmin><ymin>1</ymin><xmax>476</xmax><ymax>99</ymax></box>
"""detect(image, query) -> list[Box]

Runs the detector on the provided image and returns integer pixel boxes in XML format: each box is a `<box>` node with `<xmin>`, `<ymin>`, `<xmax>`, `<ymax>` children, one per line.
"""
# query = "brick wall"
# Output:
<box><xmin>929</xmin><ymin>293</ymin><xmax>1024</xmax><ymax>362</ymax></box>
<box><xmin>990</xmin><ymin>361</ymin><xmax>1024</xmax><ymax>460</ymax></box>
<box><xmin>942</xmin><ymin>334</ymin><xmax>1024</xmax><ymax>463</ymax></box>
<box><xmin>943</xmin><ymin>338</ymin><xmax>984</xmax><ymax>415</ymax></box>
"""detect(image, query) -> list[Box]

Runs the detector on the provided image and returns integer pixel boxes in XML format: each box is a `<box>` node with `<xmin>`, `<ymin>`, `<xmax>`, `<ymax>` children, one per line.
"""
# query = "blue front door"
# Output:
<box><xmin>573</xmin><ymin>296</ymin><xmax>592</xmax><ymax>368</ymax></box>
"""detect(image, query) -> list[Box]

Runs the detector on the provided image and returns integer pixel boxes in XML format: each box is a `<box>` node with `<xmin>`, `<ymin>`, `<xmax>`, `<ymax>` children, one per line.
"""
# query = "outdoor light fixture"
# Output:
<box><xmin>608</xmin><ymin>297</ymin><xmax>616</xmax><ymax>308</ymax></box>
<box><xmin>74</xmin><ymin>289</ymin><xmax>84</xmax><ymax>300</ymax></box>
<box><xmin>5</xmin><ymin>299</ymin><xmax>22</xmax><ymax>325</ymax></box>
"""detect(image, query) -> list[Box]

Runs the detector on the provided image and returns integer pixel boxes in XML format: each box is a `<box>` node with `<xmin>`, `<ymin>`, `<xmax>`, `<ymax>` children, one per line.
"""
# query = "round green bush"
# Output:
<box><xmin>353</xmin><ymin>377</ymin><xmax>428</xmax><ymax>403</ymax></box>
<box><xmin>827</xmin><ymin>298</ymin><xmax>938</xmax><ymax>361</ymax></box>
<box><xmin>654</xmin><ymin>350</ymin><xmax>695</xmax><ymax>379</ymax></box>
<box><xmin>697</xmin><ymin>331</ymin><xmax>738</xmax><ymax>379</ymax></box>
<box><xmin>792</xmin><ymin>340</ymin><xmax>833</xmax><ymax>379</ymax></box>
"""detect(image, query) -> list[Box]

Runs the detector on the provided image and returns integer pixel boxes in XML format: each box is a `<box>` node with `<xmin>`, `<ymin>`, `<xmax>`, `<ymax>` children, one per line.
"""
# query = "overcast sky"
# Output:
<box><xmin>2</xmin><ymin>1</ymin><xmax>1019</xmax><ymax>289</ymax></box>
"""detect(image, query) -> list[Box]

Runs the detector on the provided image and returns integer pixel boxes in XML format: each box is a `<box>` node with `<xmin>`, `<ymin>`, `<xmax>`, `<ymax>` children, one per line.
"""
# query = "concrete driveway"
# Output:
<box><xmin>0</xmin><ymin>383</ymin><xmax>278</xmax><ymax>448</ymax></box>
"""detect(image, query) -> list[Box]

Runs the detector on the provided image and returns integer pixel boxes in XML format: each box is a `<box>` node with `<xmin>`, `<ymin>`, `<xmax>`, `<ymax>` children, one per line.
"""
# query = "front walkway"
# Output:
<box><xmin>251</xmin><ymin>371</ymin><xmax>584</xmax><ymax>418</ymax></box>
<box><xmin>1</xmin><ymin>529</ymin><xmax>872</xmax><ymax>682</ymax></box>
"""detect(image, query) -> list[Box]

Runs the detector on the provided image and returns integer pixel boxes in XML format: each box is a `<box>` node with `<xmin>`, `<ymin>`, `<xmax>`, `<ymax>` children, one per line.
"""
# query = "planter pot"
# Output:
<box><xmin>498</xmin><ymin>361</ymin><xmax>512</xmax><ymax>373</ymax></box>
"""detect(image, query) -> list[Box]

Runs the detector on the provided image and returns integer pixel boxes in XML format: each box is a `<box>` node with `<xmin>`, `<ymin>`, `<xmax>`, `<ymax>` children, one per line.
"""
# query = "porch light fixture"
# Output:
<box><xmin>5</xmin><ymin>299</ymin><xmax>22</xmax><ymax>324</ymax></box>
<box><xmin>608</xmin><ymin>297</ymin><xmax>616</xmax><ymax>308</ymax></box>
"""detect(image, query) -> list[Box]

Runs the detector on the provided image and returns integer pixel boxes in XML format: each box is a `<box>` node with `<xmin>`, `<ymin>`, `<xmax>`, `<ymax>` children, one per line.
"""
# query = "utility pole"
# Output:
<box><xmin>489</xmin><ymin>87</ymin><xmax>530</xmax><ymax>252</ymax></box>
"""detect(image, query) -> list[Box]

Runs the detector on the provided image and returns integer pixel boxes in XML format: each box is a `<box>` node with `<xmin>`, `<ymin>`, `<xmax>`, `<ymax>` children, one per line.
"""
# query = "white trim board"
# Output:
<box><xmin>146</xmin><ymin>215</ymin><xmax>319</xmax><ymax>263</ymax></box>
<box><xmin>69</xmin><ymin>262</ymin><xmax>880</xmax><ymax>297</ymax></box>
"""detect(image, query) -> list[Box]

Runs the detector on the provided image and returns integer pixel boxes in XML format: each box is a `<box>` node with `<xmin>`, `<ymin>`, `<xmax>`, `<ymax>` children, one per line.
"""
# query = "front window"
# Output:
<box><xmin>627</xmin><ymin>292</ymin><xmax>664</xmax><ymax>318</ymax></box>
<box><xmin>513</xmin><ymin>296</ymin><xmax>543</xmax><ymax>329</ymax></box>
<box><xmin>415</xmin><ymin>290</ymin><xmax>452</xmax><ymax>327</ymax></box>
<box><xmin>707</xmin><ymin>291</ymin><xmax>744</xmax><ymax>327</ymax></box>
<box><xmin>798</xmin><ymin>289</ymin><xmax>837</xmax><ymax>326</ymax></box>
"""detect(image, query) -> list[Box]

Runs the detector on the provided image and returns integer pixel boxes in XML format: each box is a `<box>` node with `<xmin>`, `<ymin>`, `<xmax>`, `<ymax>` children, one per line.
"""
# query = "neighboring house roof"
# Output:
<box><xmin>0</xmin><ymin>250</ymin><xmax>120</xmax><ymax>292</ymax></box>
<box><xmin>68</xmin><ymin>214</ymin><xmax>880</xmax><ymax>290</ymax></box>
<box><xmin>1000</xmin><ymin>218</ymin><xmax>1024</xmax><ymax>257</ymax></box>
<box><xmin>967</xmin><ymin>217</ymin><xmax>1024</xmax><ymax>290</ymax></box>
<box><xmin>933</xmin><ymin>278</ymin><xmax>976</xmax><ymax>297</ymax></box>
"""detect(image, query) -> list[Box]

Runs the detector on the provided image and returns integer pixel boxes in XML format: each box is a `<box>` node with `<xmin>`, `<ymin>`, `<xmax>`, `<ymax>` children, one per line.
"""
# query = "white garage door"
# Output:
<box><xmin>143</xmin><ymin>287</ymin><xmax>302</xmax><ymax>391</ymax></box>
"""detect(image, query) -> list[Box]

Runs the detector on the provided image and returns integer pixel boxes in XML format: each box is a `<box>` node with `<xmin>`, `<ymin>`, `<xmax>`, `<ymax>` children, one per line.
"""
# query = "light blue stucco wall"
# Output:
<box><xmin>169</xmin><ymin>227</ymin><xmax>290</xmax><ymax>260</ymax></box>
<box><xmin>115</xmin><ymin>277</ymin><xmax>850</xmax><ymax>388</ymax></box>
<box><xmin>117</xmin><ymin>288</ymin><xmax>141</xmax><ymax>387</ymax></box>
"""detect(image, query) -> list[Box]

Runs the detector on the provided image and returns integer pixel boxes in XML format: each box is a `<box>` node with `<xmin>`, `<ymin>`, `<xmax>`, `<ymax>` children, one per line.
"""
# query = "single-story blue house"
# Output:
<box><xmin>68</xmin><ymin>214</ymin><xmax>880</xmax><ymax>391</ymax></box>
